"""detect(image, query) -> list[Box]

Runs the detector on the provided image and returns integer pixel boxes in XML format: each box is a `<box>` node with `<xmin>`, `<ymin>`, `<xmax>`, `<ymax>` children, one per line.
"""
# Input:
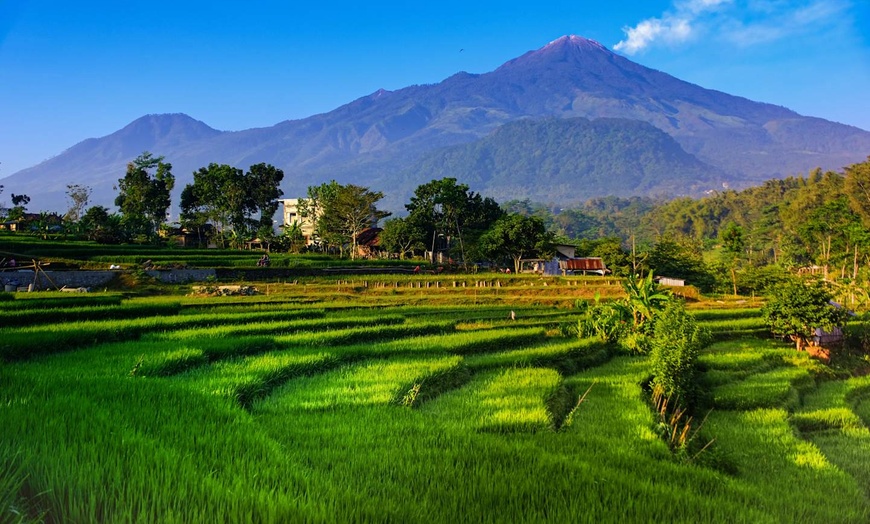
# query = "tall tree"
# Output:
<box><xmin>115</xmin><ymin>152</ymin><xmax>174</xmax><ymax>240</ymax></box>
<box><xmin>320</xmin><ymin>184</ymin><xmax>390</xmax><ymax>259</ymax></box>
<box><xmin>64</xmin><ymin>184</ymin><xmax>91</xmax><ymax>223</ymax></box>
<box><xmin>183</xmin><ymin>163</ymin><xmax>254</xmax><ymax>247</ymax></box>
<box><xmin>479</xmin><ymin>213</ymin><xmax>554</xmax><ymax>273</ymax></box>
<box><xmin>719</xmin><ymin>222</ymin><xmax>745</xmax><ymax>296</ymax></box>
<box><xmin>844</xmin><ymin>157</ymin><xmax>870</xmax><ymax>229</ymax></box>
<box><xmin>406</xmin><ymin>178</ymin><xmax>502</xmax><ymax>266</ymax></box>
<box><xmin>379</xmin><ymin>217</ymin><xmax>425</xmax><ymax>259</ymax></box>
<box><xmin>298</xmin><ymin>181</ymin><xmax>341</xmax><ymax>250</ymax></box>
<box><xmin>246</xmin><ymin>163</ymin><xmax>285</xmax><ymax>231</ymax></box>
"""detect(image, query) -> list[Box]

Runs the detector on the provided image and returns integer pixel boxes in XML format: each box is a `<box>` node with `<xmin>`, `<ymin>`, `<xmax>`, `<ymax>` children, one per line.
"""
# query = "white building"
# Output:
<box><xmin>280</xmin><ymin>199</ymin><xmax>317</xmax><ymax>245</ymax></box>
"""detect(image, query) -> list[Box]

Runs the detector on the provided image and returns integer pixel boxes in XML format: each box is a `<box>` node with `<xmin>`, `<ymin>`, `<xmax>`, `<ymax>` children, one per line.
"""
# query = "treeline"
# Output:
<box><xmin>505</xmin><ymin>157</ymin><xmax>870</xmax><ymax>293</ymax></box>
<box><xmin>5</xmin><ymin>149</ymin><xmax>870</xmax><ymax>297</ymax></box>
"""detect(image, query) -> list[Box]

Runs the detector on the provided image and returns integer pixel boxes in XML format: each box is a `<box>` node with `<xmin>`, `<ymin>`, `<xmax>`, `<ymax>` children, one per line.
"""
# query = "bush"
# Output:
<box><xmin>649</xmin><ymin>301</ymin><xmax>710</xmax><ymax>407</ymax></box>
<box><xmin>762</xmin><ymin>279</ymin><xmax>849</xmax><ymax>351</ymax></box>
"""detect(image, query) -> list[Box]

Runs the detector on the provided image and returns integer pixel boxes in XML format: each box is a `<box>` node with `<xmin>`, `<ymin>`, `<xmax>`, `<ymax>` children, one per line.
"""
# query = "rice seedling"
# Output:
<box><xmin>0</xmin><ymin>294</ymin><xmax>123</xmax><ymax>311</ymax></box>
<box><xmin>1</xmin><ymin>288</ymin><xmax>868</xmax><ymax>522</ymax></box>
<box><xmin>711</xmin><ymin>366</ymin><xmax>813</xmax><ymax>410</ymax></box>
<box><xmin>180</xmin><ymin>350</ymin><xmax>342</xmax><ymax>407</ymax></box>
<box><xmin>151</xmin><ymin>314</ymin><xmax>406</xmax><ymax>341</ymax></box>
<box><xmin>0</xmin><ymin>301</ymin><xmax>183</xmax><ymax>328</ymax></box>
<box><xmin>256</xmin><ymin>355</ymin><xmax>465</xmax><ymax>412</ymax></box>
<box><xmin>0</xmin><ymin>308</ymin><xmax>326</xmax><ymax>361</ymax></box>
<box><xmin>706</xmin><ymin>409</ymin><xmax>869</xmax><ymax>522</ymax></box>
<box><xmin>464</xmin><ymin>336</ymin><xmax>612</xmax><ymax>374</ymax></box>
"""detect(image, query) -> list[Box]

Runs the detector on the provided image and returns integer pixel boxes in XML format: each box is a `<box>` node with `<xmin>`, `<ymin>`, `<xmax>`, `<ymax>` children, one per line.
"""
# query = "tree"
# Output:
<box><xmin>80</xmin><ymin>206</ymin><xmax>126</xmax><ymax>244</ymax></box>
<box><xmin>479</xmin><ymin>213</ymin><xmax>554</xmax><ymax>273</ymax></box>
<box><xmin>246</xmin><ymin>163</ymin><xmax>285</xmax><ymax>231</ymax></box>
<box><xmin>843</xmin><ymin>157</ymin><xmax>870</xmax><ymax>229</ymax></box>
<box><xmin>762</xmin><ymin>279</ymin><xmax>849</xmax><ymax>351</ymax></box>
<box><xmin>719</xmin><ymin>222</ymin><xmax>745</xmax><ymax>296</ymax></box>
<box><xmin>183</xmin><ymin>163</ymin><xmax>283</xmax><ymax>248</ymax></box>
<box><xmin>646</xmin><ymin>236</ymin><xmax>715</xmax><ymax>291</ymax></box>
<box><xmin>64</xmin><ymin>184</ymin><xmax>91</xmax><ymax>223</ymax></box>
<box><xmin>179</xmin><ymin>183</ymin><xmax>210</xmax><ymax>246</ymax></box>
<box><xmin>115</xmin><ymin>152</ymin><xmax>174</xmax><ymax>241</ymax></box>
<box><xmin>7</xmin><ymin>194</ymin><xmax>30</xmax><ymax>221</ymax></box>
<box><xmin>406</xmin><ymin>178</ymin><xmax>502</xmax><ymax>266</ymax></box>
<box><xmin>276</xmin><ymin>221</ymin><xmax>306</xmax><ymax>253</ymax></box>
<box><xmin>379</xmin><ymin>217</ymin><xmax>425</xmax><ymax>259</ymax></box>
<box><xmin>319</xmin><ymin>184</ymin><xmax>390</xmax><ymax>259</ymax></box>
<box><xmin>298</xmin><ymin>181</ymin><xmax>341</xmax><ymax>250</ymax></box>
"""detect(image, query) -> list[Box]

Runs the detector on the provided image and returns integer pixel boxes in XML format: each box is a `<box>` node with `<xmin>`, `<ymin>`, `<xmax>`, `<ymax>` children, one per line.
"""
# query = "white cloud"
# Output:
<box><xmin>614</xmin><ymin>17</ymin><xmax>693</xmax><ymax>54</ymax></box>
<box><xmin>614</xmin><ymin>0</ymin><xmax>850</xmax><ymax>54</ymax></box>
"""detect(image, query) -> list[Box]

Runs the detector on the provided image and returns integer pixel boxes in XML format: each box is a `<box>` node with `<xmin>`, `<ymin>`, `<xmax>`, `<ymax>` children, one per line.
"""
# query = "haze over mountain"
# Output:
<box><xmin>4</xmin><ymin>35</ymin><xmax>869</xmax><ymax>214</ymax></box>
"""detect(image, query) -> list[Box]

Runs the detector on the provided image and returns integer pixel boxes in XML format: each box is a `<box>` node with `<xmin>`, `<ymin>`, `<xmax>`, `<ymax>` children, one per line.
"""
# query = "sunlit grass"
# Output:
<box><xmin>1</xmin><ymin>293</ymin><xmax>868</xmax><ymax>522</ymax></box>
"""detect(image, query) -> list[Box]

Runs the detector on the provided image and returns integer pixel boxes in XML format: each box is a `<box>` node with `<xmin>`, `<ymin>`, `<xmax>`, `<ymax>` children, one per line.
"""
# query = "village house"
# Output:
<box><xmin>280</xmin><ymin>199</ymin><xmax>318</xmax><ymax>246</ymax></box>
<box><xmin>520</xmin><ymin>244</ymin><xmax>610</xmax><ymax>276</ymax></box>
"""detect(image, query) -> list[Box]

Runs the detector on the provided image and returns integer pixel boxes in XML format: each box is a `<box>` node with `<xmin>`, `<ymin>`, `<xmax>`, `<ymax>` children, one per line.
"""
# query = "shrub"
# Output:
<box><xmin>649</xmin><ymin>300</ymin><xmax>710</xmax><ymax>406</ymax></box>
<box><xmin>579</xmin><ymin>301</ymin><xmax>630</xmax><ymax>343</ymax></box>
<box><xmin>762</xmin><ymin>279</ymin><xmax>849</xmax><ymax>351</ymax></box>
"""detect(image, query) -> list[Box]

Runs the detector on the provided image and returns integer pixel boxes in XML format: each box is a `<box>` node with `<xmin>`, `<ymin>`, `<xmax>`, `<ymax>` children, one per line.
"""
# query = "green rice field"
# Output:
<box><xmin>1</xmin><ymin>281</ymin><xmax>868</xmax><ymax>523</ymax></box>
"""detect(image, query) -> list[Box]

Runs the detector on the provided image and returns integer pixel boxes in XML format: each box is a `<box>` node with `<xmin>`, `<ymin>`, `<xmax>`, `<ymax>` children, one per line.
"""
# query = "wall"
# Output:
<box><xmin>0</xmin><ymin>268</ymin><xmax>217</xmax><ymax>290</ymax></box>
<box><xmin>1</xmin><ymin>270</ymin><xmax>117</xmax><ymax>290</ymax></box>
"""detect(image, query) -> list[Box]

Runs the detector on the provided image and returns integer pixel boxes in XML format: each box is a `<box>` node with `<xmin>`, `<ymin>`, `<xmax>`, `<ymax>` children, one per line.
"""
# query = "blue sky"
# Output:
<box><xmin>1</xmin><ymin>0</ymin><xmax>868</xmax><ymax>177</ymax></box>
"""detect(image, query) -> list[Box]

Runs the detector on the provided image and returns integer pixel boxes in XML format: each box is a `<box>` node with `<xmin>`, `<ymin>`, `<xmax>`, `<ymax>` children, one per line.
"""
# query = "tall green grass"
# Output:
<box><xmin>1</xmin><ymin>296</ymin><xmax>868</xmax><ymax>522</ymax></box>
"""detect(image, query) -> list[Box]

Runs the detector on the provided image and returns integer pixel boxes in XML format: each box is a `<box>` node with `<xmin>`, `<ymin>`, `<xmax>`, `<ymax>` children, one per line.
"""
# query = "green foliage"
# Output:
<box><xmin>79</xmin><ymin>206</ymin><xmax>126</xmax><ymax>244</ymax></box>
<box><xmin>762</xmin><ymin>279</ymin><xmax>850</xmax><ymax>350</ymax></box>
<box><xmin>579</xmin><ymin>300</ymin><xmax>630</xmax><ymax>343</ymax></box>
<box><xmin>649</xmin><ymin>300</ymin><xmax>709</xmax><ymax>405</ymax></box>
<box><xmin>479</xmin><ymin>213</ymin><xmax>555</xmax><ymax>273</ymax></box>
<box><xmin>647</xmin><ymin>237</ymin><xmax>715</xmax><ymax>291</ymax></box>
<box><xmin>115</xmin><ymin>151</ymin><xmax>174</xmax><ymax>241</ymax></box>
<box><xmin>379</xmin><ymin>217</ymin><xmax>424</xmax><ymax>259</ymax></box>
<box><xmin>622</xmin><ymin>271</ymin><xmax>672</xmax><ymax>331</ymax></box>
<box><xmin>405</xmin><ymin>177</ymin><xmax>503</xmax><ymax>265</ymax></box>
<box><xmin>319</xmin><ymin>184</ymin><xmax>390</xmax><ymax>259</ymax></box>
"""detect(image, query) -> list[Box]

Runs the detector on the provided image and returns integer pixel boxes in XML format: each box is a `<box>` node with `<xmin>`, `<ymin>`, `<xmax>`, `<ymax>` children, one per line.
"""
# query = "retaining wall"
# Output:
<box><xmin>145</xmin><ymin>269</ymin><xmax>216</xmax><ymax>283</ymax></box>
<box><xmin>1</xmin><ymin>270</ymin><xmax>117</xmax><ymax>290</ymax></box>
<box><xmin>1</xmin><ymin>268</ymin><xmax>217</xmax><ymax>290</ymax></box>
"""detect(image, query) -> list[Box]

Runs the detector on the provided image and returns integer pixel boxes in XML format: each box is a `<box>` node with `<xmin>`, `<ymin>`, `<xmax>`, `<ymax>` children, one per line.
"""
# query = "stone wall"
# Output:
<box><xmin>1</xmin><ymin>268</ymin><xmax>217</xmax><ymax>290</ymax></box>
<box><xmin>145</xmin><ymin>269</ymin><xmax>216</xmax><ymax>283</ymax></box>
<box><xmin>1</xmin><ymin>270</ymin><xmax>117</xmax><ymax>290</ymax></box>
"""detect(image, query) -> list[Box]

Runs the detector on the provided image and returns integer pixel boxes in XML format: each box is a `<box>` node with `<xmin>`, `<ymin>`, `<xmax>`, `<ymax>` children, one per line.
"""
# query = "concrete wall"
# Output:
<box><xmin>1</xmin><ymin>270</ymin><xmax>117</xmax><ymax>290</ymax></box>
<box><xmin>145</xmin><ymin>269</ymin><xmax>216</xmax><ymax>283</ymax></box>
<box><xmin>1</xmin><ymin>268</ymin><xmax>217</xmax><ymax>290</ymax></box>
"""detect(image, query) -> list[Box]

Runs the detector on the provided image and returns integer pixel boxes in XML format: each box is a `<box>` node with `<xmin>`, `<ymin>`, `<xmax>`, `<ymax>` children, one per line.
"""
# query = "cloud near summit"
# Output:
<box><xmin>614</xmin><ymin>0</ymin><xmax>851</xmax><ymax>54</ymax></box>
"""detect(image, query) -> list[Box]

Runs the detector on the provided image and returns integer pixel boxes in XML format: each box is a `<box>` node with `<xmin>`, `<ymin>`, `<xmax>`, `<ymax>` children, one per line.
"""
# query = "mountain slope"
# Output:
<box><xmin>401</xmin><ymin>117</ymin><xmax>725</xmax><ymax>204</ymax></box>
<box><xmin>3</xmin><ymin>35</ymin><xmax>869</xmax><ymax>213</ymax></box>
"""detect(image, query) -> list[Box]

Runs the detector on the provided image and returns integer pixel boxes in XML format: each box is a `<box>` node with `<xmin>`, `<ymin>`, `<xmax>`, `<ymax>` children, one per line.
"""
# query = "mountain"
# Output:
<box><xmin>3</xmin><ymin>35</ymin><xmax>869</xmax><ymax>214</ymax></box>
<box><xmin>400</xmin><ymin>117</ymin><xmax>725</xmax><ymax>204</ymax></box>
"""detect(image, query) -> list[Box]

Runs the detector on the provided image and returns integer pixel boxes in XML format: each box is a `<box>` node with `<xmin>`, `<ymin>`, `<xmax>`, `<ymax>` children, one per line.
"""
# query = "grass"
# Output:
<box><xmin>0</xmin><ymin>283</ymin><xmax>868</xmax><ymax>522</ymax></box>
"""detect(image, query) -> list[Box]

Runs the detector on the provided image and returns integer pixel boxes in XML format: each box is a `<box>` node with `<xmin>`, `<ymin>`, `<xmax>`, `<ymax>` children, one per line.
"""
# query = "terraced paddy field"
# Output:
<box><xmin>1</xmin><ymin>281</ymin><xmax>868</xmax><ymax>523</ymax></box>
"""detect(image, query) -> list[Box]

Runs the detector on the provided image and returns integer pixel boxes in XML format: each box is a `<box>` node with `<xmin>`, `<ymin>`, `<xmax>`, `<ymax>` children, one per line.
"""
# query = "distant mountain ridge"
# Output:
<box><xmin>399</xmin><ymin>117</ymin><xmax>724</xmax><ymax>204</ymax></box>
<box><xmin>3</xmin><ymin>35</ymin><xmax>869</xmax><ymax>213</ymax></box>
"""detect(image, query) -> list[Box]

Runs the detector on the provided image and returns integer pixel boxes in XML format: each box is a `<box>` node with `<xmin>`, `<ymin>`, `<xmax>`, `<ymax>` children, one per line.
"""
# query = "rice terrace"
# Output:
<box><xmin>2</xmin><ymin>243</ymin><xmax>870</xmax><ymax>523</ymax></box>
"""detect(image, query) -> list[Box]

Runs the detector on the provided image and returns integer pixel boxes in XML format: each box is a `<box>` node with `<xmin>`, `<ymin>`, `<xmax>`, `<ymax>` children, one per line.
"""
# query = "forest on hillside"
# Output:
<box><xmin>505</xmin><ymin>157</ymin><xmax>870</xmax><ymax>295</ymax></box>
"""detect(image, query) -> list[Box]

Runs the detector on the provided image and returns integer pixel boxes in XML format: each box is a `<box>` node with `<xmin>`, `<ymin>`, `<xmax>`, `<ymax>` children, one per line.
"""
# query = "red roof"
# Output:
<box><xmin>564</xmin><ymin>258</ymin><xmax>606</xmax><ymax>271</ymax></box>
